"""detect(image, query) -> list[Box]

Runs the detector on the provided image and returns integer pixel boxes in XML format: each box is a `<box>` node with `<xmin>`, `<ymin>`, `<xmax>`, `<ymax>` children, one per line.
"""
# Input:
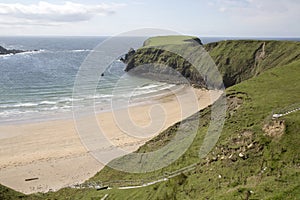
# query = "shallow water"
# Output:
<box><xmin>0</xmin><ymin>37</ymin><xmax>177</xmax><ymax>124</ymax></box>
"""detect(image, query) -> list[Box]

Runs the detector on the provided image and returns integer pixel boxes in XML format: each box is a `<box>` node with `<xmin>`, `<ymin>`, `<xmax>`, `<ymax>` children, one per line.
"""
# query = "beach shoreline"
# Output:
<box><xmin>0</xmin><ymin>86</ymin><xmax>222</xmax><ymax>194</ymax></box>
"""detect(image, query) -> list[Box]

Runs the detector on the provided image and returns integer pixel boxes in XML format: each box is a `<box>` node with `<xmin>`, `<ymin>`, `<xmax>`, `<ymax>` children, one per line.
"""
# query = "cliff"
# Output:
<box><xmin>122</xmin><ymin>36</ymin><xmax>300</xmax><ymax>88</ymax></box>
<box><xmin>123</xmin><ymin>35</ymin><xmax>207</xmax><ymax>87</ymax></box>
<box><xmin>205</xmin><ymin>40</ymin><xmax>300</xmax><ymax>87</ymax></box>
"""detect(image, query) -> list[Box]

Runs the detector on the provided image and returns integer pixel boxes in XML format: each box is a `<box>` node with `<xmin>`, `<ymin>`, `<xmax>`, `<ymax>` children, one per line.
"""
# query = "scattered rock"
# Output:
<box><xmin>227</xmin><ymin>95</ymin><xmax>244</xmax><ymax>116</ymax></box>
<box><xmin>247</xmin><ymin>143</ymin><xmax>254</xmax><ymax>149</ymax></box>
<box><xmin>239</xmin><ymin>152</ymin><xmax>245</xmax><ymax>158</ymax></box>
<box><xmin>211</xmin><ymin>157</ymin><xmax>218</xmax><ymax>162</ymax></box>
<box><xmin>120</xmin><ymin>48</ymin><xmax>136</xmax><ymax>64</ymax></box>
<box><xmin>229</xmin><ymin>154</ymin><xmax>237</xmax><ymax>162</ymax></box>
<box><xmin>263</xmin><ymin>119</ymin><xmax>285</xmax><ymax>138</ymax></box>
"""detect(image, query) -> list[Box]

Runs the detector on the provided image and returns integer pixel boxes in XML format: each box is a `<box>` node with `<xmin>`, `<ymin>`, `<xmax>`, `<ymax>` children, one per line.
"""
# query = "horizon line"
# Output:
<box><xmin>0</xmin><ymin>35</ymin><xmax>299</xmax><ymax>38</ymax></box>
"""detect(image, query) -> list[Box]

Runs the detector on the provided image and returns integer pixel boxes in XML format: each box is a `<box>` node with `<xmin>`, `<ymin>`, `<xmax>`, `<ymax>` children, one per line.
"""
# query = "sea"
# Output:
<box><xmin>0</xmin><ymin>36</ymin><xmax>299</xmax><ymax>124</ymax></box>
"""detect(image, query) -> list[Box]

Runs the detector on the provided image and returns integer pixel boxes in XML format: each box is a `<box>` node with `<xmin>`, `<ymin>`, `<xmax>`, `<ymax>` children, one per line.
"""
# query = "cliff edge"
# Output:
<box><xmin>122</xmin><ymin>36</ymin><xmax>300</xmax><ymax>88</ymax></box>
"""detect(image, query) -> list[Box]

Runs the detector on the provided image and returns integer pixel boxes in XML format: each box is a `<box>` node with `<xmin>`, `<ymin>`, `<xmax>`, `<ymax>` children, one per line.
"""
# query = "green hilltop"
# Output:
<box><xmin>123</xmin><ymin>36</ymin><xmax>300</xmax><ymax>88</ymax></box>
<box><xmin>1</xmin><ymin>36</ymin><xmax>300</xmax><ymax>199</ymax></box>
<box><xmin>142</xmin><ymin>35</ymin><xmax>203</xmax><ymax>47</ymax></box>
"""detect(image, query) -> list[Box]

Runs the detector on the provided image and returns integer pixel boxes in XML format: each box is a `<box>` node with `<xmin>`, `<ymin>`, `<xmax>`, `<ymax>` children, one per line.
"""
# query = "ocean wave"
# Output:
<box><xmin>0</xmin><ymin>49</ymin><xmax>91</xmax><ymax>59</ymax></box>
<box><xmin>137</xmin><ymin>83</ymin><xmax>160</xmax><ymax>90</ymax></box>
<box><xmin>18</xmin><ymin>49</ymin><xmax>46</xmax><ymax>55</ymax></box>
<box><xmin>12</xmin><ymin>102</ymin><xmax>38</xmax><ymax>108</ymax></box>
<box><xmin>58</xmin><ymin>97</ymin><xmax>83</xmax><ymax>103</ymax></box>
<box><xmin>119</xmin><ymin>83</ymin><xmax>175</xmax><ymax>97</ymax></box>
<box><xmin>91</xmin><ymin>94</ymin><xmax>113</xmax><ymax>99</ymax></box>
<box><xmin>71</xmin><ymin>49</ymin><xmax>92</xmax><ymax>53</ymax></box>
<box><xmin>0</xmin><ymin>49</ymin><xmax>46</xmax><ymax>59</ymax></box>
<box><xmin>0</xmin><ymin>109</ymin><xmax>39</xmax><ymax>117</ymax></box>
<box><xmin>0</xmin><ymin>83</ymin><xmax>177</xmax><ymax>120</ymax></box>
<box><xmin>40</xmin><ymin>101</ymin><xmax>57</xmax><ymax>105</ymax></box>
<box><xmin>0</xmin><ymin>101</ymin><xmax>56</xmax><ymax>109</ymax></box>
<box><xmin>0</xmin><ymin>53</ymin><xmax>14</xmax><ymax>59</ymax></box>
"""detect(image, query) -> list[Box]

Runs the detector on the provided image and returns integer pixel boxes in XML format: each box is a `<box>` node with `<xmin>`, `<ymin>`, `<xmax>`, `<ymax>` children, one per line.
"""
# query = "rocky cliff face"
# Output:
<box><xmin>0</xmin><ymin>46</ymin><xmax>25</xmax><ymax>55</ymax></box>
<box><xmin>122</xmin><ymin>36</ymin><xmax>208</xmax><ymax>88</ymax></box>
<box><xmin>123</xmin><ymin>47</ymin><xmax>206</xmax><ymax>87</ymax></box>
<box><xmin>204</xmin><ymin>40</ymin><xmax>300</xmax><ymax>87</ymax></box>
<box><xmin>122</xmin><ymin>37</ymin><xmax>300</xmax><ymax>88</ymax></box>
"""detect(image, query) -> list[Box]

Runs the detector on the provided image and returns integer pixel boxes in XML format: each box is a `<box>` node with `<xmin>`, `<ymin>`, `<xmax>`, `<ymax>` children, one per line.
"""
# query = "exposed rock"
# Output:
<box><xmin>247</xmin><ymin>143</ymin><xmax>254</xmax><ymax>149</ymax></box>
<box><xmin>263</xmin><ymin>119</ymin><xmax>285</xmax><ymax>138</ymax></box>
<box><xmin>120</xmin><ymin>48</ymin><xmax>135</xmax><ymax>64</ymax></box>
<box><xmin>123</xmin><ymin>47</ymin><xmax>202</xmax><ymax>86</ymax></box>
<box><xmin>0</xmin><ymin>45</ymin><xmax>25</xmax><ymax>55</ymax></box>
<box><xmin>124</xmin><ymin>38</ymin><xmax>300</xmax><ymax>89</ymax></box>
<box><xmin>212</xmin><ymin>157</ymin><xmax>218</xmax><ymax>162</ymax></box>
<box><xmin>227</xmin><ymin>93</ymin><xmax>245</xmax><ymax>116</ymax></box>
<box><xmin>229</xmin><ymin>154</ymin><xmax>237</xmax><ymax>162</ymax></box>
<box><xmin>122</xmin><ymin>36</ymin><xmax>210</xmax><ymax>88</ymax></box>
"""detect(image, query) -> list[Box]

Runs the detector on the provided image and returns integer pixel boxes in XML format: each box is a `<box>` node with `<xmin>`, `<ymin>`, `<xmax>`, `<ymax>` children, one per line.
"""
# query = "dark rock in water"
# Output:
<box><xmin>0</xmin><ymin>45</ymin><xmax>26</xmax><ymax>55</ymax></box>
<box><xmin>101</xmin><ymin>73</ymin><xmax>104</xmax><ymax>76</ymax></box>
<box><xmin>120</xmin><ymin>48</ymin><xmax>136</xmax><ymax>64</ymax></box>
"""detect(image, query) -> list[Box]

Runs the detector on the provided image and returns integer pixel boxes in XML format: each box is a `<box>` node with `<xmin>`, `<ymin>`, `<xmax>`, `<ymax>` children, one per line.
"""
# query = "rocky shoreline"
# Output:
<box><xmin>0</xmin><ymin>45</ymin><xmax>36</xmax><ymax>55</ymax></box>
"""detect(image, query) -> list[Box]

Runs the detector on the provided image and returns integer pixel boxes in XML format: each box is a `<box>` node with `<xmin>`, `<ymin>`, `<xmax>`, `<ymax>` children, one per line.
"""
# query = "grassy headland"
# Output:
<box><xmin>123</xmin><ymin>36</ymin><xmax>300</xmax><ymax>88</ymax></box>
<box><xmin>1</xmin><ymin>36</ymin><xmax>299</xmax><ymax>199</ymax></box>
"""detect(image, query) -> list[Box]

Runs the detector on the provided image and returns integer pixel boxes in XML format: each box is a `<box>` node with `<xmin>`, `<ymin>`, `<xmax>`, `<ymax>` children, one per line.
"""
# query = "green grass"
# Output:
<box><xmin>143</xmin><ymin>35</ymin><xmax>201</xmax><ymax>47</ymax></box>
<box><xmin>205</xmin><ymin>40</ymin><xmax>300</xmax><ymax>87</ymax></box>
<box><xmin>83</xmin><ymin>60</ymin><xmax>300</xmax><ymax>200</ymax></box>
<box><xmin>0</xmin><ymin>184</ymin><xmax>27</xmax><ymax>200</ymax></box>
<box><xmin>1</xmin><ymin>39</ymin><xmax>300</xmax><ymax>200</ymax></box>
<box><xmin>125</xmin><ymin>37</ymin><xmax>300</xmax><ymax>88</ymax></box>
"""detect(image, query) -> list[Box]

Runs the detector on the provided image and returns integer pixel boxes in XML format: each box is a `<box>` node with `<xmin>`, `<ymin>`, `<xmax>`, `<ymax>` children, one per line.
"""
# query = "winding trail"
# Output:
<box><xmin>72</xmin><ymin>163</ymin><xmax>198</xmax><ymax>190</ymax></box>
<box><xmin>73</xmin><ymin>106</ymin><xmax>300</xmax><ymax>192</ymax></box>
<box><xmin>272</xmin><ymin>107</ymin><xmax>300</xmax><ymax>118</ymax></box>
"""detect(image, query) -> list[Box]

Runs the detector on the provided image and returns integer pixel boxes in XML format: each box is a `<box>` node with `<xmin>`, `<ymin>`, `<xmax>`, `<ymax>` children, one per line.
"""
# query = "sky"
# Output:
<box><xmin>0</xmin><ymin>0</ymin><xmax>299</xmax><ymax>37</ymax></box>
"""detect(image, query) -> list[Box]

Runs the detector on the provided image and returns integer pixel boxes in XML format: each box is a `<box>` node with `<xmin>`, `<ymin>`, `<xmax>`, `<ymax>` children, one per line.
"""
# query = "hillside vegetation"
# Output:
<box><xmin>123</xmin><ymin>36</ymin><xmax>300</xmax><ymax>88</ymax></box>
<box><xmin>1</xmin><ymin>37</ymin><xmax>299</xmax><ymax>199</ymax></box>
<box><xmin>85</xmin><ymin>59</ymin><xmax>300</xmax><ymax>200</ymax></box>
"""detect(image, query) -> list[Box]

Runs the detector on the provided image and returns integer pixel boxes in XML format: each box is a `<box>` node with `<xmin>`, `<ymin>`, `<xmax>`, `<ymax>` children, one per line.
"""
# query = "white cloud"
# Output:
<box><xmin>209</xmin><ymin>0</ymin><xmax>300</xmax><ymax>36</ymax></box>
<box><xmin>211</xmin><ymin>0</ymin><xmax>300</xmax><ymax>15</ymax></box>
<box><xmin>0</xmin><ymin>1</ymin><xmax>125</xmax><ymax>24</ymax></box>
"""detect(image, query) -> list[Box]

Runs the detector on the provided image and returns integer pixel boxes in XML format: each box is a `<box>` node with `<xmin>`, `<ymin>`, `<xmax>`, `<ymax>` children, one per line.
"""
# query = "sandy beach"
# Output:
<box><xmin>0</xmin><ymin>86</ymin><xmax>222</xmax><ymax>194</ymax></box>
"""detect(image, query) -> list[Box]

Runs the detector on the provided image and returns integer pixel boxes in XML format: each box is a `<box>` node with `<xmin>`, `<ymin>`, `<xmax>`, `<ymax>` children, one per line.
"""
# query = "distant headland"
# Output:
<box><xmin>0</xmin><ymin>45</ymin><xmax>25</xmax><ymax>55</ymax></box>
<box><xmin>0</xmin><ymin>45</ymin><xmax>37</xmax><ymax>55</ymax></box>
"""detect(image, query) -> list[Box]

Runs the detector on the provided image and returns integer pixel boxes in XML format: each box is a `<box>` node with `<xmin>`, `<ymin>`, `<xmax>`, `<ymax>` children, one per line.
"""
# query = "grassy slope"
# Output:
<box><xmin>87</xmin><ymin>59</ymin><xmax>300</xmax><ymax>200</ymax></box>
<box><xmin>205</xmin><ymin>40</ymin><xmax>300</xmax><ymax>87</ymax></box>
<box><xmin>0</xmin><ymin>184</ymin><xmax>26</xmax><ymax>200</ymax></box>
<box><xmin>142</xmin><ymin>35</ymin><xmax>202</xmax><ymax>47</ymax></box>
<box><xmin>1</xmin><ymin>39</ymin><xmax>300</xmax><ymax>199</ymax></box>
<box><xmin>125</xmin><ymin>37</ymin><xmax>300</xmax><ymax>88</ymax></box>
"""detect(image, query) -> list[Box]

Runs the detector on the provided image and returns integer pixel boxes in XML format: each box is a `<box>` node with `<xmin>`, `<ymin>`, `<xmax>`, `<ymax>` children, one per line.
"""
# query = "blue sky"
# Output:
<box><xmin>0</xmin><ymin>0</ymin><xmax>299</xmax><ymax>36</ymax></box>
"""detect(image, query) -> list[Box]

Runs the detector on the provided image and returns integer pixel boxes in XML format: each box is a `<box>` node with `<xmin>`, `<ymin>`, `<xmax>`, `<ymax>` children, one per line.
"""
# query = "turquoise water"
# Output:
<box><xmin>0</xmin><ymin>37</ymin><xmax>176</xmax><ymax>124</ymax></box>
